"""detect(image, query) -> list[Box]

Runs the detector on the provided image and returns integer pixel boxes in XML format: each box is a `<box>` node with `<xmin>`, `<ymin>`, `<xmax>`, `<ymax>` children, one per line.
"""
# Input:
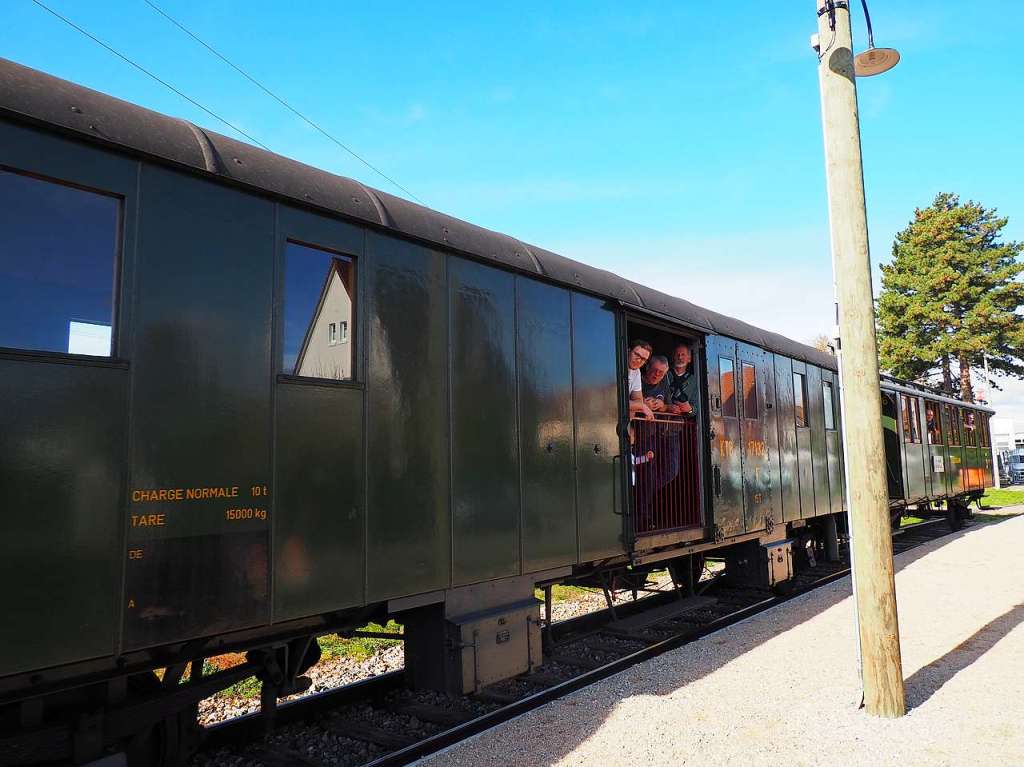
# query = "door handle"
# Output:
<box><xmin>612</xmin><ymin>454</ymin><xmax>624</xmax><ymax>516</ymax></box>
<box><xmin>713</xmin><ymin>465</ymin><xmax>722</xmax><ymax>498</ymax></box>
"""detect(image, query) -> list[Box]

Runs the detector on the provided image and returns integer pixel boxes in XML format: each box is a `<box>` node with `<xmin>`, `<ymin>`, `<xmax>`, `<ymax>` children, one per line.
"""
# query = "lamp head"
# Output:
<box><xmin>854</xmin><ymin>46</ymin><xmax>900</xmax><ymax>76</ymax></box>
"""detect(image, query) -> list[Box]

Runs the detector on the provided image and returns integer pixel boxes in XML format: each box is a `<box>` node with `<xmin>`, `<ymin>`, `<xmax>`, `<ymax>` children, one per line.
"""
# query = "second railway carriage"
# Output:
<box><xmin>0</xmin><ymin>57</ymin><xmax>995</xmax><ymax>766</ymax></box>
<box><xmin>879</xmin><ymin>376</ymin><xmax>994</xmax><ymax>526</ymax></box>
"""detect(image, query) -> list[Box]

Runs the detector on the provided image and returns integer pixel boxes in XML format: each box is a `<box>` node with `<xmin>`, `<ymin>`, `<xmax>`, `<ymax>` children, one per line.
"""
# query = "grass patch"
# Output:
<box><xmin>210</xmin><ymin>622</ymin><xmax>404</xmax><ymax>700</ymax></box>
<box><xmin>982</xmin><ymin>488</ymin><xmax>1024</xmax><ymax>508</ymax></box>
<box><xmin>318</xmin><ymin>620</ymin><xmax>403</xmax><ymax>662</ymax></box>
<box><xmin>534</xmin><ymin>584</ymin><xmax>596</xmax><ymax>603</ymax></box>
<box><xmin>900</xmin><ymin>514</ymin><xmax>926</xmax><ymax>527</ymax></box>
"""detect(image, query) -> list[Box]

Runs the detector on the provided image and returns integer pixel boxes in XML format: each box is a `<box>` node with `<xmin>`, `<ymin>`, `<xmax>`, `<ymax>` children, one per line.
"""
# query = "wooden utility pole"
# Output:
<box><xmin>814</xmin><ymin>0</ymin><xmax>906</xmax><ymax>717</ymax></box>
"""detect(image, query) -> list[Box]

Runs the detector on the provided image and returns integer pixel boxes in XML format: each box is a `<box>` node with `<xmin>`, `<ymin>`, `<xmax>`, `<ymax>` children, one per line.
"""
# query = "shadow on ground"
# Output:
<box><xmin>433</xmin><ymin>512</ymin><xmax>1022</xmax><ymax>767</ymax></box>
<box><xmin>904</xmin><ymin>602</ymin><xmax>1024</xmax><ymax>709</ymax></box>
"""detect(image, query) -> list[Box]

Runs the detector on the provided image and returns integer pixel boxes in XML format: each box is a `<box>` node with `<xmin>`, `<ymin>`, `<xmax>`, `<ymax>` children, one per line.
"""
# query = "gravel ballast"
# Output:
<box><xmin>418</xmin><ymin>510</ymin><xmax>1024</xmax><ymax>767</ymax></box>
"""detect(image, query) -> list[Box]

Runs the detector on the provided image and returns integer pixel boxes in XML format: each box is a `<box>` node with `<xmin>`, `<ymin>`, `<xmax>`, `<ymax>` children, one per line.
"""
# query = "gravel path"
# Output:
<box><xmin>418</xmin><ymin>509</ymin><xmax>1024</xmax><ymax>767</ymax></box>
<box><xmin>200</xmin><ymin>570</ymin><xmax>690</xmax><ymax>725</ymax></box>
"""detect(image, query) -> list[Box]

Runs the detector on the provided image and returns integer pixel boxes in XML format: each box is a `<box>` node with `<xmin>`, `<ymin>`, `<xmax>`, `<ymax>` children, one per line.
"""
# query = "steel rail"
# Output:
<box><xmin>197</xmin><ymin>517</ymin><xmax>958</xmax><ymax>766</ymax></box>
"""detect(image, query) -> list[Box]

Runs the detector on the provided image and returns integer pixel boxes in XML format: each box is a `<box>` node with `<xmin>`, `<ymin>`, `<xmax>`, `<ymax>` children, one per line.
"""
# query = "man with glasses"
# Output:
<box><xmin>628</xmin><ymin>340</ymin><xmax>655</xmax><ymax>420</ymax></box>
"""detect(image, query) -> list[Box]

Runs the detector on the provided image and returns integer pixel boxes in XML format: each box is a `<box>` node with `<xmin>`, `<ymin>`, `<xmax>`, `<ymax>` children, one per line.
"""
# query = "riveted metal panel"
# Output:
<box><xmin>0</xmin><ymin>360</ymin><xmax>126</xmax><ymax>676</ymax></box>
<box><xmin>935</xmin><ymin>404</ymin><xmax>953</xmax><ymax>497</ymax></box>
<box><xmin>124</xmin><ymin>166</ymin><xmax>273</xmax><ymax>650</ymax></box>
<box><xmin>773</xmin><ymin>354</ymin><xmax>800</xmax><ymax>522</ymax></box>
<box><xmin>792</xmin><ymin>360</ymin><xmax>816</xmax><ymax>518</ymax></box>
<box><xmin>274</xmin><ymin>383</ymin><xmax>364</xmax><ymax>621</ymax></box>
<box><xmin>963</xmin><ymin>437</ymin><xmax>980</xmax><ymax>491</ymax></box>
<box><xmin>945</xmin><ymin>405</ymin><xmax>965</xmax><ymax>495</ymax></box>
<box><xmin>823</xmin><ymin>369</ymin><xmax>843</xmax><ymax>514</ymax></box>
<box><xmin>763</xmin><ymin>355</ymin><xmax>781</xmax><ymax>521</ymax></box>
<box><xmin>805</xmin><ymin>365</ymin><xmax>830</xmax><ymax>516</ymax></box>
<box><xmin>968</xmin><ymin>409</ymin><xmax>984</xmax><ymax>490</ymax></box>
<box><xmin>516</xmin><ymin>277</ymin><xmax>576</xmax><ymax>572</ymax></box>
<box><xmin>0</xmin><ymin>121</ymin><xmax>138</xmax><ymax>673</ymax></box>
<box><xmin>737</xmin><ymin>343</ymin><xmax>772</xmax><ymax>532</ymax></box>
<box><xmin>899</xmin><ymin>394</ymin><xmax>927</xmax><ymax>502</ymax></box>
<box><xmin>922</xmin><ymin>398</ymin><xmax>943</xmax><ymax>497</ymax></box>
<box><xmin>979</xmin><ymin>413</ymin><xmax>993</xmax><ymax>487</ymax></box>
<box><xmin>573</xmin><ymin>294</ymin><xmax>623</xmax><ymax>561</ymax></box>
<box><xmin>449</xmin><ymin>258</ymin><xmax>520</xmax><ymax>585</ymax></box>
<box><xmin>706</xmin><ymin>336</ymin><xmax>743</xmax><ymax>537</ymax></box>
<box><xmin>365</xmin><ymin>233</ymin><xmax>449</xmax><ymax>600</ymax></box>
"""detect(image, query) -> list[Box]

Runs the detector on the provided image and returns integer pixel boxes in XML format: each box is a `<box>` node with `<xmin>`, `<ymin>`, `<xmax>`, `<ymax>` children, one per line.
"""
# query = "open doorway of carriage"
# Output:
<box><xmin>624</xmin><ymin>319</ymin><xmax>706</xmax><ymax>549</ymax></box>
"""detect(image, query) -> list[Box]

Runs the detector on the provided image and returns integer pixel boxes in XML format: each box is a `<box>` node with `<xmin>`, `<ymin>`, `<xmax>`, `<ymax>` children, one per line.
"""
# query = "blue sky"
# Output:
<box><xmin>5</xmin><ymin>1</ymin><xmax>1023</xmax><ymax>426</ymax></box>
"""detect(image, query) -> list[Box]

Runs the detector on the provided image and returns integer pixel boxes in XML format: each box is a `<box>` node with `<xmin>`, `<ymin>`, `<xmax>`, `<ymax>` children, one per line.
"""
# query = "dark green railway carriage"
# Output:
<box><xmin>0</xmin><ymin>58</ymin><xmax>995</xmax><ymax>765</ymax></box>
<box><xmin>879</xmin><ymin>378</ymin><xmax>994</xmax><ymax>519</ymax></box>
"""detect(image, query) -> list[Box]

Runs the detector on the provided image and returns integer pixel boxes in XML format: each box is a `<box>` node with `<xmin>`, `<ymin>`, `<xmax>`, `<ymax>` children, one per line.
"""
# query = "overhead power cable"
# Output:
<box><xmin>143</xmin><ymin>0</ymin><xmax>424</xmax><ymax>204</ymax></box>
<box><xmin>30</xmin><ymin>0</ymin><xmax>271</xmax><ymax>150</ymax></box>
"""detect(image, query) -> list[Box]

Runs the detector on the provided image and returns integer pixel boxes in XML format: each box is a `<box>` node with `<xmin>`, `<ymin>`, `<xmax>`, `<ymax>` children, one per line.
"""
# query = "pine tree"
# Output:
<box><xmin>877</xmin><ymin>193</ymin><xmax>1024</xmax><ymax>401</ymax></box>
<box><xmin>808</xmin><ymin>333</ymin><xmax>835</xmax><ymax>354</ymax></box>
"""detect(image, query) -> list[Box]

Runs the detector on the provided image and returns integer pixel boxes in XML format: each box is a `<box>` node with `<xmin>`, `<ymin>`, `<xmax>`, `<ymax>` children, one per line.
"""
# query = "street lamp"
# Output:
<box><xmin>852</xmin><ymin>0</ymin><xmax>900</xmax><ymax>76</ymax></box>
<box><xmin>813</xmin><ymin>0</ymin><xmax>906</xmax><ymax>717</ymax></box>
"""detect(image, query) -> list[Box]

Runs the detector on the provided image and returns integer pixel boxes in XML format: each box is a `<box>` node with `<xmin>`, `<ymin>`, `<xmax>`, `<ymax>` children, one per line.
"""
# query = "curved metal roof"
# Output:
<box><xmin>0</xmin><ymin>57</ymin><xmax>837</xmax><ymax>370</ymax></box>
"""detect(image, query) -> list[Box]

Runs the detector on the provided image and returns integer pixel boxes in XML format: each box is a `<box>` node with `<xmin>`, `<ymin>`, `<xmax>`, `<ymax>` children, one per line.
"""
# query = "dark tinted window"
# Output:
<box><xmin>963</xmin><ymin>410</ymin><xmax>976</xmax><ymax>447</ymax></box>
<box><xmin>720</xmin><ymin>357</ymin><xmax>736</xmax><ymax>417</ymax></box>
<box><xmin>282</xmin><ymin>241</ymin><xmax>355</xmax><ymax>380</ymax></box>
<box><xmin>946</xmin><ymin>405</ymin><xmax>961</xmax><ymax>446</ymax></box>
<box><xmin>741</xmin><ymin>362</ymin><xmax>757</xmax><ymax>419</ymax></box>
<box><xmin>925</xmin><ymin>403</ymin><xmax>942</xmax><ymax>444</ymax></box>
<box><xmin>901</xmin><ymin>395</ymin><xmax>920</xmax><ymax>443</ymax></box>
<box><xmin>793</xmin><ymin>372</ymin><xmax>807</xmax><ymax>427</ymax></box>
<box><xmin>0</xmin><ymin>169</ymin><xmax>119</xmax><ymax>356</ymax></box>
<box><xmin>822</xmin><ymin>381</ymin><xmax>835</xmax><ymax>430</ymax></box>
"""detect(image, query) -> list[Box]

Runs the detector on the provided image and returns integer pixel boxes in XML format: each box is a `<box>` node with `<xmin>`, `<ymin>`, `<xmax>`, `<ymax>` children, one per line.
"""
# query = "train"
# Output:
<box><xmin>0</xmin><ymin>57</ymin><xmax>995</xmax><ymax>766</ymax></box>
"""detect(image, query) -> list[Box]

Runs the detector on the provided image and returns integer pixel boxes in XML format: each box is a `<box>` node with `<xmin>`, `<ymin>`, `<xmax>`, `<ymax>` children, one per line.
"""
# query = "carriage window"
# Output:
<box><xmin>741</xmin><ymin>362</ymin><xmax>757</xmax><ymax>419</ymax></box>
<box><xmin>282</xmin><ymin>241</ymin><xmax>355</xmax><ymax>380</ymax></box>
<box><xmin>978</xmin><ymin>413</ymin><xmax>989</xmax><ymax>447</ymax></box>
<box><xmin>901</xmin><ymin>395</ymin><xmax>920</xmax><ymax>443</ymax></box>
<box><xmin>0</xmin><ymin>168</ymin><xmax>120</xmax><ymax>357</ymax></box>
<box><xmin>925</xmin><ymin>403</ymin><xmax>942</xmax><ymax>444</ymax></box>
<box><xmin>719</xmin><ymin>357</ymin><xmax>736</xmax><ymax>417</ymax></box>
<box><xmin>793</xmin><ymin>372</ymin><xmax>807</xmax><ymax>427</ymax></box>
<box><xmin>822</xmin><ymin>381</ymin><xmax>835</xmax><ymax>430</ymax></box>
<box><xmin>963</xmin><ymin>410</ymin><xmax>976</xmax><ymax>447</ymax></box>
<box><xmin>946</xmin><ymin>405</ymin><xmax>961</xmax><ymax>446</ymax></box>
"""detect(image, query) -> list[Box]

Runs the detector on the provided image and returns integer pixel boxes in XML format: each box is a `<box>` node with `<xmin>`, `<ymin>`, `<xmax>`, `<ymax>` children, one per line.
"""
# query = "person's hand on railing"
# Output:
<box><xmin>644</xmin><ymin>396</ymin><xmax>666</xmax><ymax>413</ymax></box>
<box><xmin>669</xmin><ymin>401</ymin><xmax>693</xmax><ymax>416</ymax></box>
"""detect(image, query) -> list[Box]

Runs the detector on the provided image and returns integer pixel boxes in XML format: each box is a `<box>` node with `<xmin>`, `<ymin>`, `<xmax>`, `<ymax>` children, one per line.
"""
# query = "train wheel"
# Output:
<box><xmin>124</xmin><ymin>706</ymin><xmax>200</xmax><ymax>767</ymax></box>
<box><xmin>122</xmin><ymin>672</ymin><xmax>201</xmax><ymax>767</ymax></box>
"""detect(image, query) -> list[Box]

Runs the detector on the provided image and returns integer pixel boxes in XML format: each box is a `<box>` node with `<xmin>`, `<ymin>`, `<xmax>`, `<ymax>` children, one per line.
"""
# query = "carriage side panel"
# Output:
<box><xmin>806</xmin><ymin>365</ymin><xmax>829</xmax><ymax>516</ymax></box>
<box><xmin>365</xmin><ymin>234</ymin><xmax>450</xmax><ymax>601</ymax></box>
<box><xmin>772</xmin><ymin>354</ymin><xmax>801</xmax><ymax>522</ymax></box>
<box><xmin>449</xmin><ymin>258</ymin><xmax>520</xmax><ymax>585</ymax></box>
<box><xmin>573</xmin><ymin>294</ymin><xmax>624</xmax><ymax>561</ymax></box>
<box><xmin>517</xmin><ymin>278</ymin><xmax>576</xmax><ymax>571</ymax></box>
<box><xmin>124</xmin><ymin>166</ymin><xmax>274</xmax><ymax>650</ymax></box>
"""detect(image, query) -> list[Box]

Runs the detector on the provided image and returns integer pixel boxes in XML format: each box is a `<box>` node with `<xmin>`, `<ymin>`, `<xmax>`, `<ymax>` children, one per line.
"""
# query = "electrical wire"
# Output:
<box><xmin>30</xmin><ymin>0</ymin><xmax>271</xmax><ymax>150</ymax></box>
<box><xmin>143</xmin><ymin>0</ymin><xmax>424</xmax><ymax>204</ymax></box>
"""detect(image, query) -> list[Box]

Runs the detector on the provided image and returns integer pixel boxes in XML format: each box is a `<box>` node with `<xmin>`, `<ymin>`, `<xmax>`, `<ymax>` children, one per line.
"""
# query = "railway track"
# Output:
<box><xmin>191</xmin><ymin>517</ymin><xmax>955</xmax><ymax>767</ymax></box>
